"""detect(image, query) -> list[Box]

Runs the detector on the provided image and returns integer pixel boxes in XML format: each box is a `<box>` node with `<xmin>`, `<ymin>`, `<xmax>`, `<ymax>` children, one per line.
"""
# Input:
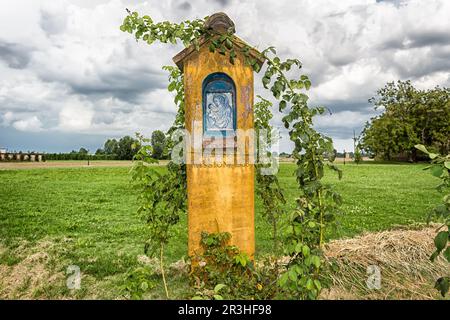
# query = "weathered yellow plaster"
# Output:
<box><xmin>182</xmin><ymin>41</ymin><xmax>256</xmax><ymax>258</ymax></box>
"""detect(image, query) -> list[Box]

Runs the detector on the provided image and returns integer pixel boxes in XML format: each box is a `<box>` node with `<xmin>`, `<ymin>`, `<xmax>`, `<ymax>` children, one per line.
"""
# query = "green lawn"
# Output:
<box><xmin>0</xmin><ymin>163</ymin><xmax>442</xmax><ymax>298</ymax></box>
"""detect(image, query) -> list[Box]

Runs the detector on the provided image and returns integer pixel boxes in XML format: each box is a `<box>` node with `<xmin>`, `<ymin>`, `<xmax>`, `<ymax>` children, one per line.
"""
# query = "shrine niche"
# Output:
<box><xmin>202</xmin><ymin>72</ymin><xmax>236</xmax><ymax>137</ymax></box>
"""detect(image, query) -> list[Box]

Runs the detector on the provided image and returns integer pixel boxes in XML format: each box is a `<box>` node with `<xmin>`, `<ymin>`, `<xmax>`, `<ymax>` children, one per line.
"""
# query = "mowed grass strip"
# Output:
<box><xmin>0</xmin><ymin>163</ymin><xmax>442</xmax><ymax>298</ymax></box>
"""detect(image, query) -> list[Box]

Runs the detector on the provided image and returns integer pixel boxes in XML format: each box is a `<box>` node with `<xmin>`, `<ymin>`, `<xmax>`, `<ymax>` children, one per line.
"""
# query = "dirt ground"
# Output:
<box><xmin>278</xmin><ymin>157</ymin><xmax>373</xmax><ymax>163</ymax></box>
<box><xmin>0</xmin><ymin>160</ymin><xmax>169</xmax><ymax>170</ymax></box>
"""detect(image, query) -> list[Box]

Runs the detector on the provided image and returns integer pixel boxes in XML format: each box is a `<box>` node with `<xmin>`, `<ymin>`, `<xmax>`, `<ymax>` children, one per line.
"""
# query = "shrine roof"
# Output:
<box><xmin>172</xmin><ymin>12</ymin><xmax>265</xmax><ymax>72</ymax></box>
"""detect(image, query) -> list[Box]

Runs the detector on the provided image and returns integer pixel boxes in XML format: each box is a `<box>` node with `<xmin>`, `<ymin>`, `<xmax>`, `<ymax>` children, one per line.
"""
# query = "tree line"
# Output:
<box><xmin>45</xmin><ymin>130</ymin><xmax>168</xmax><ymax>161</ymax></box>
<box><xmin>361</xmin><ymin>80</ymin><xmax>450</xmax><ymax>161</ymax></box>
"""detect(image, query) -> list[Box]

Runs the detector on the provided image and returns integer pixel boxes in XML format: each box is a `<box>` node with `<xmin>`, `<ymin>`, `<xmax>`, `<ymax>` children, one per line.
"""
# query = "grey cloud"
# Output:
<box><xmin>381</xmin><ymin>30</ymin><xmax>450</xmax><ymax>50</ymax></box>
<box><xmin>376</xmin><ymin>0</ymin><xmax>406</xmax><ymax>7</ymax></box>
<box><xmin>379</xmin><ymin>38</ymin><xmax>404</xmax><ymax>50</ymax></box>
<box><xmin>177</xmin><ymin>1</ymin><xmax>192</xmax><ymax>11</ymax></box>
<box><xmin>379</xmin><ymin>45</ymin><xmax>450</xmax><ymax>79</ymax></box>
<box><xmin>0</xmin><ymin>126</ymin><xmax>109</xmax><ymax>153</ymax></box>
<box><xmin>212</xmin><ymin>0</ymin><xmax>232</xmax><ymax>7</ymax></box>
<box><xmin>328</xmin><ymin>53</ymin><xmax>357</xmax><ymax>68</ymax></box>
<box><xmin>321</xmin><ymin>101</ymin><xmax>373</xmax><ymax>114</ymax></box>
<box><xmin>0</xmin><ymin>42</ymin><xmax>32</xmax><ymax>69</ymax></box>
<box><xmin>92</xmin><ymin>112</ymin><xmax>115</xmax><ymax>125</ymax></box>
<box><xmin>1</xmin><ymin>104</ymin><xmax>42</xmax><ymax>114</ymax></box>
<box><xmin>75</xmin><ymin>70</ymin><xmax>166</xmax><ymax>102</ymax></box>
<box><xmin>34</xmin><ymin>63</ymin><xmax>167</xmax><ymax>103</ymax></box>
<box><xmin>407</xmin><ymin>30</ymin><xmax>450</xmax><ymax>48</ymax></box>
<box><xmin>316</xmin><ymin>127</ymin><xmax>357</xmax><ymax>140</ymax></box>
<box><xmin>396</xmin><ymin>57</ymin><xmax>450</xmax><ymax>79</ymax></box>
<box><xmin>39</xmin><ymin>9</ymin><xmax>67</xmax><ymax>35</ymax></box>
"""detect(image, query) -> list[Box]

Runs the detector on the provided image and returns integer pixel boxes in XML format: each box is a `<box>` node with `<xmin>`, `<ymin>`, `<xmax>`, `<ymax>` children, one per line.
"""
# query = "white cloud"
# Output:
<box><xmin>315</xmin><ymin>111</ymin><xmax>373</xmax><ymax>129</ymax></box>
<box><xmin>0</xmin><ymin>0</ymin><xmax>450</xmax><ymax>152</ymax></box>
<box><xmin>12</xmin><ymin>116</ymin><xmax>43</xmax><ymax>132</ymax></box>
<box><xmin>332</xmin><ymin>138</ymin><xmax>356</xmax><ymax>153</ymax></box>
<box><xmin>58</xmin><ymin>97</ymin><xmax>94</xmax><ymax>131</ymax></box>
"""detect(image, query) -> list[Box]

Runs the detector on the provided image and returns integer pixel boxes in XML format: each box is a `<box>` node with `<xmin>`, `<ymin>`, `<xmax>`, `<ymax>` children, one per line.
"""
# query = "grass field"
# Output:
<box><xmin>0</xmin><ymin>160</ymin><xmax>134</xmax><ymax>170</ymax></box>
<box><xmin>0</xmin><ymin>162</ymin><xmax>443</xmax><ymax>299</ymax></box>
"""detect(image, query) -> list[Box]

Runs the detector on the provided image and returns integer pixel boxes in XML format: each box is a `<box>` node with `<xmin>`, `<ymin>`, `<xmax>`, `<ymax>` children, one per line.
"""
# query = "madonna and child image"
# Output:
<box><xmin>205</xmin><ymin>92</ymin><xmax>234</xmax><ymax>131</ymax></box>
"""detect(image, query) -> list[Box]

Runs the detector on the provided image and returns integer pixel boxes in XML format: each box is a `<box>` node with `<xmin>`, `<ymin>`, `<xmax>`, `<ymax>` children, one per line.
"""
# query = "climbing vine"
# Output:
<box><xmin>254</xmin><ymin>95</ymin><xmax>286</xmax><ymax>254</ymax></box>
<box><xmin>122</xmin><ymin>11</ymin><xmax>342</xmax><ymax>300</ymax></box>
<box><xmin>256</xmin><ymin>46</ymin><xmax>343</xmax><ymax>299</ymax></box>
<box><xmin>415</xmin><ymin>144</ymin><xmax>450</xmax><ymax>297</ymax></box>
<box><xmin>129</xmin><ymin>64</ymin><xmax>187</xmax><ymax>298</ymax></box>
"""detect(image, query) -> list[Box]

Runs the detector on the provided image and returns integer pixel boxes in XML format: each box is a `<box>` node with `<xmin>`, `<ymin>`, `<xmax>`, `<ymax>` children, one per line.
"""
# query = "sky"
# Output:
<box><xmin>1</xmin><ymin>0</ymin><xmax>450</xmax><ymax>153</ymax></box>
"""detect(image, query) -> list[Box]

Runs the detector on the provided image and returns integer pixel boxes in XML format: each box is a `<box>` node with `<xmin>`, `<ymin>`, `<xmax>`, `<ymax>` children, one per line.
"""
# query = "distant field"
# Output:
<box><xmin>0</xmin><ymin>160</ymin><xmax>134</xmax><ymax>170</ymax></box>
<box><xmin>0</xmin><ymin>162</ymin><xmax>443</xmax><ymax>299</ymax></box>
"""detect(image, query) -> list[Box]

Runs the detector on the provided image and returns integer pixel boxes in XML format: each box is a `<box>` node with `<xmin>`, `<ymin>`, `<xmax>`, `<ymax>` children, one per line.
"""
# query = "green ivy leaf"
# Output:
<box><xmin>431</xmin><ymin>165</ymin><xmax>444</xmax><ymax>177</ymax></box>
<box><xmin>168</xmin><ymin>82</ymin><xmax>176</xmax><ymax>92</ymax></box>
<box><xmin>140</xmin><ymin>281</ymin><xmax>148</xmax><ymax>291</ymax></box>
<box><xmin>279</xmin><ymin>272</ymin><xmax>289</xmax><ymax>287</ymax></box>
<box><xmin>262</xmin><ymin>76</ymin><xmax>270</xmax><ymax>88</ymax></box>
<box><xmin>304</xmin><ymin>80</ymin><xmax>311</xmax><ymax>90</ymax></box>
<box><xmin>434</xmin><ymin>231</ymin><xmax>448</xmax><ymax>251</ymax></box>
<box><xmin>214</xmin><ymin>284</ymin><xmax>226</xmax><ymax>293</ymax></box>
<box><xmin>430</xmin><ymin>250</ymin><xmax>440</xmax><ymax>262</ymax></box>
<box><xmin>429</xmin><ymin>153</ymin><xmax>438</xmax><ymax>160</ymax></box>
<box><xmin>289</xmin><ymin>268</ymin><xmax>298</xmax><ymax>281</ymax></box>
<box><xmin>313</xmin><ymin>279</ymin><xmax>321</xmax><ymax>291</ymax></box>
<box><xmin>311</xmin><ymin>255</ymin><xmax>321</xmax><ymax>269</ymax></box>
<box><xmin>415</xmin><ymin>144</ymin><xmax>429</xmax><ymax>154</ymax></box>
<box><xmin>302</xmin><ymin>245</ymin><xmax>310</xmax><ymax>257</ymax></box>
<box><xmin>434</xmin><ymin>277</ymin><xmax>449</xmax><ymax>297</ymax></box>
<box><xmin>306</xmin><ymin>279</ymin><xmax>314</xmax><ymax>290</ymax></box>
<box><xmin>225</xmin><ymin>38</ymin><xmax>233</xmax><ymax>50</ymax></box>
<box><xmin>443</xmin><ymin>246</ymin><xmax>450</xmax><ymax>263</ymax></box>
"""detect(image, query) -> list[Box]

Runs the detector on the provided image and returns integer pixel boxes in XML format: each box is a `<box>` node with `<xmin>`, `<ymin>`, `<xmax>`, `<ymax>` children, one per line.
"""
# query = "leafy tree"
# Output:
<box><xmin>117</xmin><ymin>135</ymin><xmax>140</xmax><ymax>160</ymax></box>
<box><xmin>362</xmin><ymin>81</ymin><xmax>450</xmax><ymax>161</ymax></box>
<box><xmin>151</xmin><ymin>130</ymin><xmax>167</xmax><ymax>160</ymax></box>
<box><xmin>353</xmin><ymin>131</ymin><xmax>362</xmax><ymax>164</ymax></box>
<box><xmin>95</xmin><ymin>148</ymin><xmax>105</xmax><ymax>155</ymax></box>
<box><xmin>104</xmin><ymin>139</ymin><xmax>119</xmax><ymax>155</ymax></box>
<box><xmin>78</xmin><ymin>147</ymin><xmax>89</xmax><ymax>155</ymax></box>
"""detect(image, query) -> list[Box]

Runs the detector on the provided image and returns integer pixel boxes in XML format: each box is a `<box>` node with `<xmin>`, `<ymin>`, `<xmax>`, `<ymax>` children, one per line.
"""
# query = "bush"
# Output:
<box><xmin>190</xmin><ymin>232</ymin><xmax>279</xmax><ymax>300</ymax></box>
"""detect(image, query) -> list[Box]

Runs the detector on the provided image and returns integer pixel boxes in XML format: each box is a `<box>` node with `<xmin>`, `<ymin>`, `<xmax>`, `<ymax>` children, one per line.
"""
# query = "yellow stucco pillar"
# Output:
<box><xmin>173</xmin><ymin>12</ymin><xmax>264</xmax><ymax>259</ymax></box>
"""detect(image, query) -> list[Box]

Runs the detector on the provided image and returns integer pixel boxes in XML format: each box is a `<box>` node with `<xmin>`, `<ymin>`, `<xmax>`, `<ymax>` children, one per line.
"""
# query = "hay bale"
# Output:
<box><xmin>321</xmin><ymin>225</ymin><xmax>449</xmax><ymax>300</ymax></box>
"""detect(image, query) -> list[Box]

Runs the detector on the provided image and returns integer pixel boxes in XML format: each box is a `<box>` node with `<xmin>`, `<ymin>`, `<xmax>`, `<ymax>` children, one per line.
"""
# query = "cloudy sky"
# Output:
<box><xmin>1</xmin><ymin>0</ymin><xmax>449</xmax><ymax>153</ymax></box>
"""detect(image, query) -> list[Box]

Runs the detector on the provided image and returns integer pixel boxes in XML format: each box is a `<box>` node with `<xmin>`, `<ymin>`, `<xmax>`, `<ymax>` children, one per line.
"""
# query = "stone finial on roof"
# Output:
<box><xmin>173</xmin><ymin>12</ymin><xmax>265</xmax><ymax>71</ymax></box>
<box><xmin>204</xmin><ymin>12</ymin><xmax>235</xmax><ymax>34</ymax></box>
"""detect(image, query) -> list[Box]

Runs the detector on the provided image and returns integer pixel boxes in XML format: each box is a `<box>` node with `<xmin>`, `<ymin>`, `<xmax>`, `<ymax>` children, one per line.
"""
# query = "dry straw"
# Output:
<box><xmin>321</xmin><ymin>224</ymin><xmax>449</xmax><ymax>300</ymax></box>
